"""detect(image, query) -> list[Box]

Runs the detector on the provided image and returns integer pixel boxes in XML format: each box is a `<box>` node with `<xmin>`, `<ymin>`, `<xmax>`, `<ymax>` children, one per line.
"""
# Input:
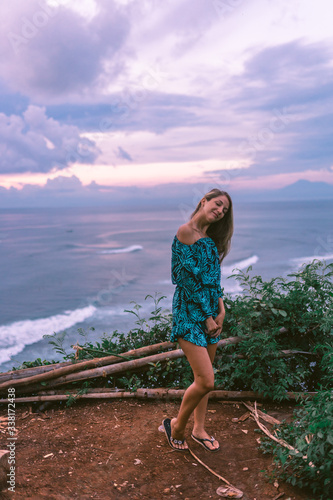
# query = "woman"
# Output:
<box><xmin>162</xmin><ymin>188</ymin><xmax>233</xmax><ymax>452</ymax></box>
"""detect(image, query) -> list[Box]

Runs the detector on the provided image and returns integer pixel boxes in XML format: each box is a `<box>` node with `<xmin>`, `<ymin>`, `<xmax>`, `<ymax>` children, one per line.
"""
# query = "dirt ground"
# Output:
<box><xmin>0</xmin><ymin>398</ymin><xmax>314</xmax><ymax>500</ymax></box>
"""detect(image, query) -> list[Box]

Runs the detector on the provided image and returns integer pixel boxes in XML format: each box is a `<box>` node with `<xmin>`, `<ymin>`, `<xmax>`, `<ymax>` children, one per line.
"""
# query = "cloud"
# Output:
<box><xmin>0</xmin><ymin>175</ymin><xmax>156</xmax><ymax>207</ymax></box>
<box><xmin>0</xmin><ymin>175</ymin><xmax>218</xmax><ymax>208</ymax></box>
<box><xmin>0</xmin><ymin>0</ymin><xmax>130</xmax><ymax>101</ymax></box>
<box><xmin>116</xmin><ymin>146</ymin><xmax>133</xmax><ymax>161</ymax></box>
<box><xmin>40</xmin><ymin>36</ymin><xmax>333</xmax><ymax>181</ymax></box>
<box><xmin>218</xmin><ymin>40</ymin><xmax>333</xmax><ymax>177</ymax></box>
<box><xmin>1</xmin><ymin>174</ymin><xmax>331</xmax><ymax>209</ymax></box>
<box><xmin>228</xmin><ymin>40</ymin><xmax>333</xmax><ymax>111</ymax></box>
<box><xmin>0</xmin><ymin>105</ymin><xmax>99</xmax><ymax>173</ymax></box>
<box><xmin>0</xmin><ymin>1</ymin><xmax>332</xmax><ymax>192</ymax></box>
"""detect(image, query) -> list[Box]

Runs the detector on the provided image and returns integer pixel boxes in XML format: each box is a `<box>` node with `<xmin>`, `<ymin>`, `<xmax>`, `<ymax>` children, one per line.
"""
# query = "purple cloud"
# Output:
<box><xmin>0</xmin><ymin>105</ymin><xmax>99</xmax><ymax>173</ymax></box>
<box><xmin>0</xmin><ymin>0</ymin><xmax>130</xmax><ymax>100</ymax></box>
<box><xmin>116</xmin><ymin>146</ymin><xmax>133</xmax><ymax>161</ymax></box>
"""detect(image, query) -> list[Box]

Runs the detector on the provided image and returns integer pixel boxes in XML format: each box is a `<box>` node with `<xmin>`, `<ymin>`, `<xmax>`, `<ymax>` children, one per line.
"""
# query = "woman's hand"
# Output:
<box><xmin>214</xmin><ymin>311</ymin><xmax>225</xmax><ymax>336</ymax></box>
<box><xmin>205</xmin><ymin>316</ymin><xmax>219</xmax><ymax>338</ymax></box>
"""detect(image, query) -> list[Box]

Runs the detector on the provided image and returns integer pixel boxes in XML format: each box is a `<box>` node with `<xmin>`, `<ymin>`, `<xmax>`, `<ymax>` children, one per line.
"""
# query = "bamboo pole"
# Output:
<box><xmin>0</xmin><ymin>336</ymin><xmax>242</xmax><ymax>394</ymax></box>
<box><xmin>4</xmin><ymin>349</ymin><xmax>185</xmax><ymax>393</ymax></box>
<box><xmin>215</xmin><ymin>349</ymin><xmax>317</xmax><ymax>361</ymax></box>
<box><xmin>0</xmin><ymin>360</ymin><xmax>73</xmax><ymax>383</ymax></box>
<box><xmin>0</xmin><ymin>341</ymin><xmax>175</xmax><ymax>391</ymax></box>
<box><xmin>0</xmin><ymin>388</ymin><xmax>317</xmax><ymax>405</ymax></box>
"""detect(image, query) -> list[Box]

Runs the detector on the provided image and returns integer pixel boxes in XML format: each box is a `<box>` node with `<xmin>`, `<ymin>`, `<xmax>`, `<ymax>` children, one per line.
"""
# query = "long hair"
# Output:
<box><xmin>191</xmin><ymin>188</ymin><xmax>234</xmax><ymax>263</ymax></box>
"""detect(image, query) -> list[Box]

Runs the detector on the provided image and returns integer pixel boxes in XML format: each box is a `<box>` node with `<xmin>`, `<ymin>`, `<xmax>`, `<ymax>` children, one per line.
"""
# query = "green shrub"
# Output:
<box><xmin>259</xmin><ymin>390</ymin><xmax>333</xmax><ymax>499</ymax></box>
<box><xmin>214</xmin><ymin>259</ymin><xmax>333</xmax><ymax>398</ymax></box>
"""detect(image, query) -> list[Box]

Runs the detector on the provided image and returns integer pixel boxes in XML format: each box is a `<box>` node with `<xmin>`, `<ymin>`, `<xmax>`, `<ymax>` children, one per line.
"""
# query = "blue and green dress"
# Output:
<box><xmin>170</xmin><ymin>235</ymin><xmax>223</xmax><ymax>347</ymax></box>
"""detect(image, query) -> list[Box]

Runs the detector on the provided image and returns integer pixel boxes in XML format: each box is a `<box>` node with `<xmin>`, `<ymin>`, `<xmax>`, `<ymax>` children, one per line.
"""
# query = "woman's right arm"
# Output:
<box><xmin>205</xmin><ymin>316</ymin><xmax>219</xmax><ymax>337</ymax></box>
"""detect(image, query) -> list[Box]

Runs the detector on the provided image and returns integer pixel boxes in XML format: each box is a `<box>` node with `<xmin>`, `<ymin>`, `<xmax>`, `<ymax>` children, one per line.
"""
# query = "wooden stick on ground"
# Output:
<box><xmin>251</xmin><ymin>401</ymin><xmax>315</xmax><ymax>468</ymax></box>
<box><xmin>242</xmin><ymin>401</ymin><xmax>281</xmax><ymax>425</ymax></box>
<box><xmin>188</xmin><ymin>448</ymin><xmax>243</xmax><ymax>498</ymax></box>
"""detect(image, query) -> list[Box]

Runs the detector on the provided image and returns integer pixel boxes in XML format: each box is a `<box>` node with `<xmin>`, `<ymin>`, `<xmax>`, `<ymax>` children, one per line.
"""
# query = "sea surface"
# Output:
<box><xmin>1</xmin><ymin>199</ymin><xmax>332</xmax><ymax>372</ymax></box>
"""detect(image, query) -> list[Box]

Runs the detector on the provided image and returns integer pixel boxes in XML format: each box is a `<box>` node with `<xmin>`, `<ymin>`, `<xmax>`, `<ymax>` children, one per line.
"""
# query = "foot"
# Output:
<box><xmin>170</xmin><ymin>418</ymin><xmax>188</xmax><ymax>450</ymax></box>
<box><xmin>191</xmin><ymin>428</ymin><xmax>219</xmax><ymax>451</ymax></box>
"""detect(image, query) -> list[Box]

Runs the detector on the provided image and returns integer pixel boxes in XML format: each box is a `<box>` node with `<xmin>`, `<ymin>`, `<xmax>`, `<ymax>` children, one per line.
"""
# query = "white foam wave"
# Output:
<box><xmin>222</xmin><ymin>255</ymin><xmax>259</xmax><ymax>277</ymax></box>
<box><xmin>0</xmin><ymin>305</ymin><xmax>96</xmax><ymax>365</ymax></box>
<box><xmin>158</xmin><ymin>279</ymin><xmax>172</xmax><ymax>285</ymax></box>
<box><xmin>98</xmin><ymin>245</ymin><xmax>143</xmax><ymax>255</ymax></box>
<box><xmin>291</xmin><ymin>253</ymin><xmax>333</xmax><ymax>265</ymax></box>
<box><xmin>224</xmin><ymin>282</ymin><xmax>244</xmax><ymax>295</ymax></box>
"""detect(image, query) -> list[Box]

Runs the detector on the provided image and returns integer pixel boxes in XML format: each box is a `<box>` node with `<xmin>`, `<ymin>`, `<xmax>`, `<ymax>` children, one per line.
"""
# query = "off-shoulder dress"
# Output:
<box><xmin>170</xmin><ymin>235</ymin><xmax>223</xmax><ymax>347</ymax></box>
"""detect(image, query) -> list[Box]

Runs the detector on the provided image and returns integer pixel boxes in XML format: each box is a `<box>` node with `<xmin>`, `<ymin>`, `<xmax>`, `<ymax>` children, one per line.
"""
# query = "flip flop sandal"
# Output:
<box><xmin>191</xmin><ymin>433</ymin><xmax>220</xmax><ymax>452</ymax></box>
<box><xmin>162</xmin><ymin>418</ymin><xmax>188</xmax><ymax>452</ymax></box>
<box><xmin>216</xmin><ymin>485</ymin><xmax>243</xmax><ymax>498</ymax></box>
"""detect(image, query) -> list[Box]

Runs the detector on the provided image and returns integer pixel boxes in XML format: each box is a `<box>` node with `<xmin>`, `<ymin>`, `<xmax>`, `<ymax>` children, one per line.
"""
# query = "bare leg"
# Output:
<box><xmin>192</xmin><ymin>343</ymin><xmax>219</xmax><ymax>450</ymax></box>
<box><xmin>170</xmin><ymin>338</ymin><xmax>215</xmax><ymax>450</ymax></box>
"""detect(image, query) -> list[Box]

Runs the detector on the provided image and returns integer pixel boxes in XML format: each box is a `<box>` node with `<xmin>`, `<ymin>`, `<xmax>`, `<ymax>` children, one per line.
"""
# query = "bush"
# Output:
<box><xmin>214</xmin><ymin>259</ymin><xmax>333</xmax><ymax>398</ymax></box>
<box><xmin>259</xmin><ymin>389</ymin><xmax>333</xmax><ymax>499</ymax></box>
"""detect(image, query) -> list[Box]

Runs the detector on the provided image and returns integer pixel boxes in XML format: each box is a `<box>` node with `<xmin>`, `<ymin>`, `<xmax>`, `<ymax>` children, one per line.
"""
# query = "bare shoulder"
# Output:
<box><xmin>176</xmin><ymin>224</ymin><xmax>196</xmax><ymax>245</ymax></box>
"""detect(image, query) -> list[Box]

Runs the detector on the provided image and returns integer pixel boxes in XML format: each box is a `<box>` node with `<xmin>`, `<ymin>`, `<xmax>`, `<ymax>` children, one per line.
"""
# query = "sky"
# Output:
<box><xmin>0</xmin><ymin>0</ymin><xmax>333</xmax><ymax>206</ymax></box>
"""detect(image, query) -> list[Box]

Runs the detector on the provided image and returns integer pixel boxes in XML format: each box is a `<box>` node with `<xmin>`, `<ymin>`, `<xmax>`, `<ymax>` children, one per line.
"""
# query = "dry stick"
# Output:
<box><xmin>273</xmin><ymin>493</ymin><xmax>285</xmax><ymax>500</ymax></box>
<box><xmin>242</xmin><ymin>401</ymin><xmax>281</xmax><ymax>425</ymax></box>
<box><xmin>1</xmin><ymin>336</ymin><xmax>242</xmax><ymax>393</ymax></box>
<box><xmin>188</xmin><ymin>448</ymin><xmax>243</xmax><ymax>498</ymax></box>
<box><xmin>90</xmin><ymin>447</ymin><xmax>113</xmax><ymax>455</ymax></box>
<box><xmin>251</xmin><ymin>401</ymin><xmax>315</xmax><ymax>468</ymax></box>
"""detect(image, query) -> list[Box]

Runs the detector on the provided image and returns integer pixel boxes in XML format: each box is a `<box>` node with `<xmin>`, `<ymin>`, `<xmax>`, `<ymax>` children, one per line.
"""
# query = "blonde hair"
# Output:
<box><xmin>191</xmin><ymin>188</ymin><xmax>234</xmax><ymax>263</ymax></box>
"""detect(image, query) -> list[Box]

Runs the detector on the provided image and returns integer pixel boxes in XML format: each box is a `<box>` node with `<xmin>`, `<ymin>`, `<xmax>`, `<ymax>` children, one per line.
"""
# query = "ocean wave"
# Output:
<box><xmin>97</xmin><ymin>245</ymin><xmax>143</xmax><ymax>255</ymax></box>
<box><xmin>291</xmin><ymin>252</ymin><xmax>333</xmax><ymax>265</ymax></box>
<box><xmin>221</xmin><ymin>255</ymin><xmax>259</xmax><ymax>277</ymax></box>
<box><xmin>223</xmin><ymin>281</ymin><xmax>244</xmax><ymax>295</ymax></box>
<box><xmin>158</xmin><ymin>279</ymin><xmax>172</xmax><ymax>285</ymax></box>
<box><xmin>0</xmin><ymin>305</ymin><xmax>96</xmax><ymax>365</ymax></box>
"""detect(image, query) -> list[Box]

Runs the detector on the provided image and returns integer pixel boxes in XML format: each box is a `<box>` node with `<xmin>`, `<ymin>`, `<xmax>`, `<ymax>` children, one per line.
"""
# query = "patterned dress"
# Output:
<box><xmin>171</xmin><ymin>235</ymin><xmax>223</xmax><ymax>347</ymax></box>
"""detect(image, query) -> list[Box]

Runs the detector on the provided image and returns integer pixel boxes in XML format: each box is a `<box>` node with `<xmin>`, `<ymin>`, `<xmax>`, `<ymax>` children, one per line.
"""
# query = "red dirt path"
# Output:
<box><xmin>0</xmin><ymin>399</ymin><xmax>314</xmax><ymax>499</ymax></box>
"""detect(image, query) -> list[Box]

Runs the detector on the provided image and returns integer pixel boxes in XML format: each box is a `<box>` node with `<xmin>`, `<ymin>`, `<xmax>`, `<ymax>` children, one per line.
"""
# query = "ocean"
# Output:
<box><xmin>1</xmin><ymin>199</ymin><xmax>332</xmax><ymax>372</ymax></box>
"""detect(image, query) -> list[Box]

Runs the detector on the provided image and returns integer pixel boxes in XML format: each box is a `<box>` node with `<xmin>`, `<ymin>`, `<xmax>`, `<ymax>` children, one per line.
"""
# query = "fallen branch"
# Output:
<box><xmin>251</xmin><ymin>401</ymin><xmax>315</xmax><ymax>468</ymax></box>
<box><xmin>242</xmin><ymin>401</ymin><xmax>281</xmax><ymax>425</ymax></box>
<box><xmin>188</xmin><ymin>448</ymin><xmax>243</xmax><ymax>498</ymax></box>
<box><xmin>0</xmin><ymin>388</ymin><xmax>318</xmax><ymax>405</ymax></box>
